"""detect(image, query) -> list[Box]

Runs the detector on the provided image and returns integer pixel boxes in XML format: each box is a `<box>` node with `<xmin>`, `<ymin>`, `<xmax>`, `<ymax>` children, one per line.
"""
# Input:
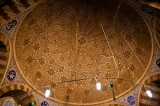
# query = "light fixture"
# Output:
<box><xmin>146</xmin><ymin>90</ymin><xmax>152</xmax><ymax>97</ymax></box>
<box><xmin>96</xmin><ymin>82</ymin><xmax>102</xmax><ymax>90</ymax></box>
<box><xmin>45</xmin><ymin>89</ymin><xmax>51</xmax><ymax>98</ymax></box>
<box><xmin>20</xmin><ymin>78</ymin><xmax>131</xmax><ymax>101</ymax></box>
<box><xmin>29</xmin><ymin>101</ymin><xmax>35</xmax><ymax>106</ymax></box>
<box><xmin>108</xmin><ymin>83</ymin><xmax>115</xmax><ymax>100</ymax></box>
<box><xmin>108</xmin><ymin>83</ymin><xmax>113</xmax><ymax>89</ymax></box>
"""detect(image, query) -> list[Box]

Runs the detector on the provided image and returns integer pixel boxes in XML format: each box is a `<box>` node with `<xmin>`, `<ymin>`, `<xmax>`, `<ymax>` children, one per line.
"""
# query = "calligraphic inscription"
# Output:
<box><xmin>156</xmin><ymin>58</ymin><xmax>160</xmax><ymax>68</ymax></box>
<box><xmin>41</xmin><ymin>101</ymin><xmax>49</xmax><ymax>106</ymax></box>
<box><xmin>127</xmin><ymin>96</ymin><xmax>136</xmax><ymax>105</ymax></box>
<box><xmin>7</xmin><ymin>70</ymin><xmax>16</xmax><ymax>81</ymax></box>
<box><xmin>6</xmin><ymin>20</ymin><xmax>17</xmax><ymax>30</ymax></box>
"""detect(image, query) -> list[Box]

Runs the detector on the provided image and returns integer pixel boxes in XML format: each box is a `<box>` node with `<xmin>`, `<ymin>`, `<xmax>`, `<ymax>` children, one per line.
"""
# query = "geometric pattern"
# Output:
<box><xmin>15</xmin><ymin>0</ymin><xmax>152</xmax><ymax>104</ymax></box>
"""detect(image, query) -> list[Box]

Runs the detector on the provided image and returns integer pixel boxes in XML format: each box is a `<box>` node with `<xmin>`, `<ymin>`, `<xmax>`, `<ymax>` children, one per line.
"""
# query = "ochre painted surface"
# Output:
<box><xmin>15</xmin><ymin>0</ymin><xmax>152</xmax><ymax>104</ymax></box>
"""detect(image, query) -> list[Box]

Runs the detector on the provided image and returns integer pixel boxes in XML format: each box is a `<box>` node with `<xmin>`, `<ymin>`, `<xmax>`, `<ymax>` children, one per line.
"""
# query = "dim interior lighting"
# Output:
<box><xmin>146</xmin><ymin>90</ymin><xmax>152</xmax><ymax>97</ymax></box>
<box><xmin>96</xmin><ymin>82</ymin><xmax>102</xmax><ymax>90</ymax></box>
<box><xmin>45</xmin><ymin>89</ymin><xmax>51</xmax><ymax>98</ymax></box>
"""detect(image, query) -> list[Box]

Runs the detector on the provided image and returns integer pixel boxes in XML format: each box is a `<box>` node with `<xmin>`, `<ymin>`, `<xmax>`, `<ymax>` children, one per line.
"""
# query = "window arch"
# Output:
<box><xmin>138</xmin><ymin>72</ymin><xmax>160</xmax><ymax>106</ymax></box>
<box><xmin>0</xmin><ymin>83</ymin><xmax>38</xmax><ymax>106</ymax></box>
<box><xmin>0</xmin><ymin>32</ymin><xmax>10</xmax><ymax>84</ymax></box>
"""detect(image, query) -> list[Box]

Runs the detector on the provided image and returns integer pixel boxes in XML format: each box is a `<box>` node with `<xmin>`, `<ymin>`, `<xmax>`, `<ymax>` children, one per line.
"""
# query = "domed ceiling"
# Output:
<box><xmin>15</xmin><ymin>0</ymin><xmax>152</xmax><ymax>105</ymax></box>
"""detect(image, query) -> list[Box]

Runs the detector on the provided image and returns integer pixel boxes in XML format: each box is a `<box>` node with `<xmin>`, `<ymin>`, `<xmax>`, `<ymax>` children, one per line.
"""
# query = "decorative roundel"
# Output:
<box><xmin>41</xmin><ymin>101</ymin><xmax>49</xmax><ymax>106</ymax></box>
<box><xmin>156</xmin><ymin>58</ymin><xmax>160</xmax><ymax>68</ymax></box>
<box><xmin>7</xmin><ymin>70</ymin><xmax>16</xmax><ymax>81</ymax></box>
<box><xmin>127</xmin><ymin>96</ymin><xmax>136</xmax><ymax>105</ymax></box>
<box><xmin>6</xmin><ymin>20</ymin><xmax>17</xmax><ymax>30</ymax></box>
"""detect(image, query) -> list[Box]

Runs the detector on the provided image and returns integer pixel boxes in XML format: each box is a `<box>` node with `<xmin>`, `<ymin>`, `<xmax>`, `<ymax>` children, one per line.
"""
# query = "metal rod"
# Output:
<box><xmin>111</xmin><ymin>88</ymin><xmax>116</xmax><ymax>100</ymax></box>
<box><xmin>20</xmin><ymin>76</ymin><xmax>133</xmax><ymax>100</ymax></box>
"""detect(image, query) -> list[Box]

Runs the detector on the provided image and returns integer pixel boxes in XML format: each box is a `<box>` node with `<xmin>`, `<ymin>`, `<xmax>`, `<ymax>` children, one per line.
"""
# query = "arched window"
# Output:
<box><xmin>0</xmin><ymin>40</ymin><xmax>7</xmax><ymax>83</ymax></box>
<box><xmin>139</xmin><ymin>73</ymin><xmax>160</xmax><ymax>106</ymax></box>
